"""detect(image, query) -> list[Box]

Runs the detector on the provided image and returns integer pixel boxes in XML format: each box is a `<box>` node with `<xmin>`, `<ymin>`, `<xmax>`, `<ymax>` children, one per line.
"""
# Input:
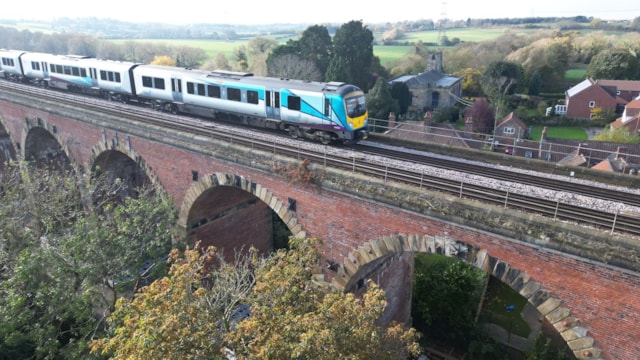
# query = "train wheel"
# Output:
<box><xmin>289</xmin><ymin>126</ymin><xmax>299</xmax><ymax>139</ymax></box>
<box><xmin>170</xmin><ymin>104</ymin><xmax>178</xmax><ymax>114</ymax></box>
<box><xmin>319</xmin><ymin>132</ymin><xmax>332</xmax><ymax>145</ymax></box>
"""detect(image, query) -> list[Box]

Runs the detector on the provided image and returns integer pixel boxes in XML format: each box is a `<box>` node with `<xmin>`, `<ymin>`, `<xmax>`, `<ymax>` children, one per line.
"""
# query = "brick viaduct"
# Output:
<box><xmin>0</xmin><ymin>89</ymin><xmax>639</xmax><ymax>360</ymax></box>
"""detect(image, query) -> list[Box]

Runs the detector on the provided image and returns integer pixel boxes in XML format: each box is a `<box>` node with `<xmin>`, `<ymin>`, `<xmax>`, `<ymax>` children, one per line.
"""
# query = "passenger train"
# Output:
<box><xmin>0</xmin><ymin>49</ymin><xmax>368</xmax><ymax>144</ymax></box>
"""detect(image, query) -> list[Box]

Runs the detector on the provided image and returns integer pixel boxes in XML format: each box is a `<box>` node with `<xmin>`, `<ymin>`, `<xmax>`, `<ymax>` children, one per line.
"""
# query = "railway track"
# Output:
<box><xmin>1</xmin><ymin>80</ymin><xmax>639</xmax><ymax>237</ymax></box>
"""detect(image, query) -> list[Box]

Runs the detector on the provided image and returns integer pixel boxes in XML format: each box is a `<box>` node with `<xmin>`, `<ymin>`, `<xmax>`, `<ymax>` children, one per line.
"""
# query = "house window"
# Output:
<box><xmin>588</xmin><ymin>101</ymin><xmax>595</xmax><ymax>108</ymax></box>
<box><xmin>503</xmin><ymin>127</ymin><xmax>515</xmax><ymax>134</ymax></box>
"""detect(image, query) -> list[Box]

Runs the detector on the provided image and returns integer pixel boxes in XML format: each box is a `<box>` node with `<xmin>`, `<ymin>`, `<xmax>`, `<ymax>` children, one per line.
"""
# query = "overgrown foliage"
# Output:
<box><xmin>0</xmin><ymin>162</ymin><xmax>177</xmax><ymax>359</ymax></box>
<box><xmin>225</xmin><ymin>237</ymin><xmax>421</xmax><ymax>359</ymax></box>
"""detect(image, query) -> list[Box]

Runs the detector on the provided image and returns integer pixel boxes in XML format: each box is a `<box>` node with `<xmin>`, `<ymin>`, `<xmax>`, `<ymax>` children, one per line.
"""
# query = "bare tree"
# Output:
<box><xmin>267</xmin><ymin>53</ymin><xmax>322</xmax><ymax>81</ymax></box>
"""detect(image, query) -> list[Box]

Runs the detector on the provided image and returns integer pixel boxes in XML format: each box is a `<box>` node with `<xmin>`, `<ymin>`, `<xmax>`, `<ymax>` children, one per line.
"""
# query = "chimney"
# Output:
<box><xmin>388</xmin><ymin>112</ymin><xmax>396</xmax><ymax>129</ymax></box>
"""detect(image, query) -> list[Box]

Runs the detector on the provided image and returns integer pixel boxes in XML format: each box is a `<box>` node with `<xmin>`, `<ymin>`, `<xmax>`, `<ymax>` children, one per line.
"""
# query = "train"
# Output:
<box><xmin>0</xmin><ymin>49</ymin><xmax>369</xmax><ymax>144</ymax></box>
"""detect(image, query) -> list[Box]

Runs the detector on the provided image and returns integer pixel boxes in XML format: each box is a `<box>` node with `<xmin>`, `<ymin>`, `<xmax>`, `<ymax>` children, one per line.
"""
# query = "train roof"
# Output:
<box><xmin>135</xmin><ymin>64</ymin><xmax>354</xmax><ymax>93</ymax></box>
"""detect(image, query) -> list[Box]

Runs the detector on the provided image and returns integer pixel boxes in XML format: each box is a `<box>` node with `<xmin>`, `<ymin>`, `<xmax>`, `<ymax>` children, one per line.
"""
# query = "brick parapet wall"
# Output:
<box><xmin>1</xmin><ymin>92</ymin><xmax>639</xmax><ymax>358</ymax></box>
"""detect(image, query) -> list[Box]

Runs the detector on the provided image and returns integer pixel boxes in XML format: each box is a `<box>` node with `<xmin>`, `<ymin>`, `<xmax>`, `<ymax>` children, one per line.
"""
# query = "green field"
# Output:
<box><xmin>565</xmin><ymin>68</ymin><xmax>588</xmax><ymax>81</ymax></box>
<box><xmin>529</xmin><ymin>126</ymin><xmax>589</xmax><ymax>141</ymax></box>
<box><xmin>397</xmin><ymin>27</ymin><xmax>524</xmax><ymax>43</ymax></box>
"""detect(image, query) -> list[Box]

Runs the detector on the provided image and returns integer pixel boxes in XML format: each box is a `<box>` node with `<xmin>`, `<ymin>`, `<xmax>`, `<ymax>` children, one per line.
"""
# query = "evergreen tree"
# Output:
<box><xmin>366</xmin><ymin>78</ymin><xmax>398</xmax><ymax>120</ymax></box>
<box><xmin>329</xmin><ymin>20</ymin><xmax>374</xmax><ymax>91</ymax></box>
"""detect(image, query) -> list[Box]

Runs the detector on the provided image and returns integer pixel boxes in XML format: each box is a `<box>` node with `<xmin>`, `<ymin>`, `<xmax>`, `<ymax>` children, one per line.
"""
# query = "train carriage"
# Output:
<box><xmin>80</xmin><ymin>58</ymin><xmax>138</xmax><ymax>101</ymax></box>
<box><xmin>0</xmin><ymin>49</ymin><xmax>26</xmax><ymax>79</ymax></box>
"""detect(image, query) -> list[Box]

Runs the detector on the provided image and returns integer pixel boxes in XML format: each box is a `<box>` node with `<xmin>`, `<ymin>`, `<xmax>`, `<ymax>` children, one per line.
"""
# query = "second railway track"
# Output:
<box><xmin>1</xmin><ymin>80</ymin><xmax>639</xmax><ymax>237</ymax></box>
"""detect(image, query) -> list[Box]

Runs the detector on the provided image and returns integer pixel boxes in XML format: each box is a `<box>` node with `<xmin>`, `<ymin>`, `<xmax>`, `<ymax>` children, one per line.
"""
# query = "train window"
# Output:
<box><xmin>208</xmin><ymin>85</ymin><xmax>220</xmax><ymax>98</ymax></box>
<box><xmin>154</xmin><ymin>78</ymin><xmax>165</xmax><ymax>90</ymax></box>
<box><xmin>197</xmin><ymin>83</ymin><xmax>205</xmax><ymax>96</ymax></box>
<box><xmin>81</xmin><ymin>69</ymin><xmax>87</xmax><ymax>77</ymax></box>
<box><xmin>288</xmin><ymin>96</ymin><xmax>301</xmax><ymax>111</ymax></box>
<box><xmin>265</xmin><ymin>91</ymin><xmax>271</xmax><ymax>106</ymax></box>
<box><xmin>108</xmin><ymin>72</ymin><xmax>115</xmax><ymax>82</ymax></box>
<box><xmin>187</xmin><ymin>82</ymin><xmax>195</xmax><ymax>94</ymax></box>
<box><xmin>247</xmin><ymin>90</ymin><xmax>258</xmax><ymax>104</ymax></box>
<box><xmin>227</xmin><ymin>88</ymin><xmax>241</xmax><ymax>102</ymax></box>
<box><xmin>115</xmin><ymin>73</ymin><xmax>121</xmax><ymax>83</ymax></box>
<box><xmin>142</xmin><ymin>76</ymin><xmax>152</xmax><ymax>88</ymax></box>
<box><xmin>72</xmin><ymin>67</ymin><xmax>80</xmax><ymax>76</ymax></box>
<box><xmin>31</xmin><ymin>62</ymin><xmax>40</xmax><ymax>71</ymax></box>
<box><xmin>100</xmin><ymin>70</ymin><xmax>107</xmax><ymax>80</ymax></box>
<box><xmin>63</xmin><ymin>66</ymin><xmax>71</xmax><ymax>75</ymax></box>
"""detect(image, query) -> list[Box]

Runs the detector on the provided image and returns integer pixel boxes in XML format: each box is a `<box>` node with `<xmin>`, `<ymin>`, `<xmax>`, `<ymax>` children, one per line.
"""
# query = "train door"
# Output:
<box><xmin>171</xmin><ymin>77</ymin><xmax>183</xmax><ymax>103</ymax></box>
<box><xmin>41</xmin><ymin>61</ymin><xmax>49</xmax><ymax>79</ymax></box>
<box><xmin>324</xmin><ymin>96</ymin><xmax>332</xmax><ymax>124</ymax></box>
<box><xmin>265</xmin><ymin>90</ymin><xmax>280</xmax><ymax>120</ymax></box>
<box><xmin>89</xmin><ymin>68</ymin><xmax>98</xmax><ymax>88</ymax></box>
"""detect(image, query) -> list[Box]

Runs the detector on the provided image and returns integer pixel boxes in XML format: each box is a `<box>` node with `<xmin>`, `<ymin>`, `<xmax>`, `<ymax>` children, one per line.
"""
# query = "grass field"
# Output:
<box><xmin>565</xmin><ymin>68</ymin><xmax>588</xmax><ymax>81</ymax></box>
<box><xmin>529</xmin><ymin>126</ymin><xmax>588</xmax><ymax>141</ymax></box>
<box><xmin>479</xmin><ymin>277</ymin><xmax>531</xmax><ymax>338</ymax></box>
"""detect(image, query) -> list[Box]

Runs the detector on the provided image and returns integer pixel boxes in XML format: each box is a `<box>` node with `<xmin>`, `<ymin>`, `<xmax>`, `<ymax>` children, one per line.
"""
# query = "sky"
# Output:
<box><xmin>12</xmin><ymin>0</ymin><xmax>640</xmax><ymax>25</ymax></box>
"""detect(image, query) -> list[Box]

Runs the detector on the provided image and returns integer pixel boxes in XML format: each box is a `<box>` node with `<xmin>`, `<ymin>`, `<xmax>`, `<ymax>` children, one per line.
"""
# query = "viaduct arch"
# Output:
<box><xmin>333</xmin><ymin>234</ymin><xmax>597</xmax><ymax>357</ymax></box>
<box><xmin>177</xmin><ymin>172</ymin><xmax>302</xmax><ymax>257</ymax></box>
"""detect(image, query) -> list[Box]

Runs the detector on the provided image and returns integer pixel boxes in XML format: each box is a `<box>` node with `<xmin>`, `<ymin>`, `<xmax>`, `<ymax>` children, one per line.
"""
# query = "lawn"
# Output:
<box><xmin>529</xmin><ymin>126</ymin><xmax>588</xmax><ymax>141</ymax></box>
<box><xmin>565</xmin><ymin>68</ymin><xmax>588</xmax><ymax>81</ymax></box>
<box><xmin>478</xmin><ymin>276</ymin><xmax>531</xmax><ymax>338</ymax></box>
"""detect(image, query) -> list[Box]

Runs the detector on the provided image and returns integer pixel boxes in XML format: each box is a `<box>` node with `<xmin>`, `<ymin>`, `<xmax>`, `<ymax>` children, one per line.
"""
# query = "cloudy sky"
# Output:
<box><xmin>11</xmin><ymin>0</ymin><xmax>640</xmax><ymax>25</ymax></box>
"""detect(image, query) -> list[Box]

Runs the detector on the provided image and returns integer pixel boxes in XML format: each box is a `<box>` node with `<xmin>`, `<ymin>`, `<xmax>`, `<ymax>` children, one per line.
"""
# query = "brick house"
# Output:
<box><xmin>495</xmin><ymin>112</ymin><xmax>528</xmax><ymax>143</ymax></box>
<box><xmin>388</xmin><ymin>52</ymin><xmax>462</xmax><ymax>113</ymax></box>
<box><xmin>596</xmin><ymin>79</ymin><xmax>640</xmax><ymax>103</ymax></box>
<box><xmin>610</xmin><ymin>97</ymin><xmax>640</xmax><ymax>134</ymax></box>
<box><xmin>564</xmin><ymin>78</ymin><xmax>618</xmax><ymax>119</ymax></box>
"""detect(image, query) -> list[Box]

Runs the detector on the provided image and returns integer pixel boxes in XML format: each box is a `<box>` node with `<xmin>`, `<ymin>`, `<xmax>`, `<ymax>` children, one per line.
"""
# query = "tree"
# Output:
<box><xmin>482</xmin><ymin>61</ymin><xmax>522</xmax><ymax>119</ymax></box>
<box><xmin>412</xmin><ymin>255</ymin><xmax>486</xmax><ymax>348</ymax></box>
<box><xmin>464</xmin><ymin>98</ymin><xmax>495</xmax><ymax>133</ymax></box>
<box><xmin>454</xmin><ymin>67</ymin><xmax>483</xmax><ymax>97</ymax></box>
<box><xmin>329</xmin><ymin>20</ymin><xmax>375</xmax><ymax>91</ymax></box>
<box><xmin>588</xmin><ymin>48</ymin><xmax>640</xmax><ymax>80</ymax></box>
<box><xmin>231</xmin><ymin>45</ymin><xmax>249</xmax><ymax>72</ymax></box>
<box><xmin>593</xmin><ymin>126</ymin><xmax>640</xmax><ymax>144</ymax></box>
<box><xmin>0</xmin><ymin>164</ymin><xmax>177</xmax><ymax>359</ymax></box>
<box><xmin>366</xmin><ymin>77</ymin><xmax>398</xmax><ymax>121</ymax></box>
<box><xmin>267</xmin><ymin>53</ymin><xmax>322</xmax><ymax>81</ymax></box>
<box><xmin>91</xmin><ymin>245</ymin><xmax>258</xmax><ymax>360</ymax></box>
<box><xmin>225</xmin><ymin>237</ymin><xmax>421</xmax><ymax>359</ymax></box>
<box><xmin>246</xmin><ymin>36</ymin><xmax>278</xmax><ymax>75</ymax></box>
<box><xmin>298</xmin><ymin>25</ymin><xmax>333</xmax><ymax>78</ymax></box>
<box><xmin>151</xmin><ymin>55</ymin><xmax>176</xmax><ymax>66</ymax></box>
<box><xmin>390</xmin><ymin>81</ymin><xmax>412</xmax><ymax>116</ymax></box>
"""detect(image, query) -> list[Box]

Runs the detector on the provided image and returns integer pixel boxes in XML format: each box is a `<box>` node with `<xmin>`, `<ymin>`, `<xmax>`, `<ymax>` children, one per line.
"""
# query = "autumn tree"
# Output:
<box><xmin>151</xmin><ymin>55</ymin><xmax>177</xmax><ymax>66</ymax></box>
<box><xmin>91</xmin><ymin>245</ymin><xmax>259</xmax><ymax>360</ymax></box>
<box><xmin>464</xmin><ymin>97</ymin><xmax>495</xmax><ymax>133</ymax></box>
<box><xmin>246</xmin><ymin>36</ymin><xmax>278</xmax><ymax>76</ymax></box>
<box><xmin>226</xmin><ymin>237</ymin><xmax>421</xmax><ymax>359</ymax></box>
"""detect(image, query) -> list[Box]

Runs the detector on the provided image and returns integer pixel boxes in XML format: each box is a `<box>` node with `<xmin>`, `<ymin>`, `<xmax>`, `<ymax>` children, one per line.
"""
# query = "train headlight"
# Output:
<box><xmin>348</xmin><ymin>121</ymin><xmax>354</xmax><ymax>129</ymax></box>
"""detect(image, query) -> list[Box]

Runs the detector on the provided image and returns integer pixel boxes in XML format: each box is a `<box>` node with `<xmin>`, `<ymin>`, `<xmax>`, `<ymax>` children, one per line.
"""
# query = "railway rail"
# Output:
<box><xmin>1</xmin><ymin>80</ymin><xmax>639</xmax><ymax>237</ymax></box>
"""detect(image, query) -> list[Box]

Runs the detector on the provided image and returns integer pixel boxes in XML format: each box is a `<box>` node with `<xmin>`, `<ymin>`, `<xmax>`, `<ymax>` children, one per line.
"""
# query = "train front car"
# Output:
<box><xmin>335</xmin><ymin>83</ymin><xmax>368</xmax><ymax>144</ymax></box>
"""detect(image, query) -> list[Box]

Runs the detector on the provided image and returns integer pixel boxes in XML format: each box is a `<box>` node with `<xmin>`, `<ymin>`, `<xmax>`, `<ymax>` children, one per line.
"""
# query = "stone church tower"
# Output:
<box><xmin>426</xmin><ymin>51</ymin><xmax>443</xmax><ymax>72</ymax></box>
